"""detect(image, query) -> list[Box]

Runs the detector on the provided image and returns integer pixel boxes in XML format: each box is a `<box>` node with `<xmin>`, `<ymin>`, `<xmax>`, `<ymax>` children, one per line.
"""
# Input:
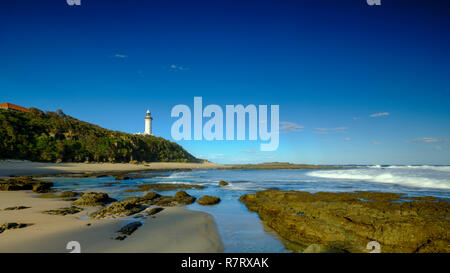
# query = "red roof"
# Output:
<box><xmin>0</xmin><ymin>103</ymin><xmax>31</xmax><ymax>113</ymax></box>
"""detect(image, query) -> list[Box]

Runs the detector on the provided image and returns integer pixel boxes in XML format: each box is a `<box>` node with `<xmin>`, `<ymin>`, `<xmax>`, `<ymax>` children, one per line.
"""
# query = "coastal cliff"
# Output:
<box><xmin>0</xmin><ymin>108</ymin><xmax>198</xmax><ymax>163</ymax></box>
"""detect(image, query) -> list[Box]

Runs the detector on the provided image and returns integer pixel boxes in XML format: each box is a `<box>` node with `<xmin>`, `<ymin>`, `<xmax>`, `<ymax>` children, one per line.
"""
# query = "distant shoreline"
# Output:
<box><xmin>0</xmin><ymin>160</ymin><xmax>345</xmax><ymax>177</ymax></box>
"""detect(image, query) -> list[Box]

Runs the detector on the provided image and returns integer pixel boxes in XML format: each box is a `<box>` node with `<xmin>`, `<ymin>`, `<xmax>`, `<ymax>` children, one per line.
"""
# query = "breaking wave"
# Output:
<box><xmin>368</xmin><ymin>165</ymin><xmax>450</xmax><ymax>172</ymax></box>
<box><xmin>306</xmin><ymin>168</ymin><xmax>450</xmax><ymax>190</ymax></box>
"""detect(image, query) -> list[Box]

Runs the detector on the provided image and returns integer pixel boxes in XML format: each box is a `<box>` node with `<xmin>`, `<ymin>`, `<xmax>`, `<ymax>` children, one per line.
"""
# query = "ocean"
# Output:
<box><xmin>45</xmin><ymin>165</ymin><xmax>450</xmax><ymax>252</ymax></box>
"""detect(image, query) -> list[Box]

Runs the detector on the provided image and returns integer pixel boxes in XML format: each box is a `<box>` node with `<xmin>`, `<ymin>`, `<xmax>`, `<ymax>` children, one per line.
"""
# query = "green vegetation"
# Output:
<box><xmin>0</xmin><ymin>108</ymin><xmax>199</xmax><ymax>163</ymax></box>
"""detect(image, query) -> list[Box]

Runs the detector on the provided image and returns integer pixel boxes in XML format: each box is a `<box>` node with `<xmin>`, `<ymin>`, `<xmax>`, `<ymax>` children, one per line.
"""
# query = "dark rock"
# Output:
<box><xmin>124</xmin><ymin>183</ymin><xmax>204</xmax><ymax>192</ymax></box>
<box><xmin>101</xmin><ymin>182</ymin><xmax>120</xmax><ymax>187</ymax></box>
<box><xmin>219</xmin><ymin>180</ymin><xmax>229</xmax><ymax>186</ymax></box>
<box><xmin>197</xmin><ymin>196</ymin><xmax>221</xmax><ymax>205</ymax></box>
<box><xmin>145</xmin><ymin>207</ymin><xmax>164</xmax><ymax>216</ymax></box>
<box><xmin>43</xmin><ymin>206</ymin><xmax>83</xmax><ymax>216</ymax></box>
<box><xmin>0</xmin><ymin>177</ymin><xmax>53</xmax><ymax>193</ymax></box>
<box><xmin>0</xmin><ymin>222</ymin><xmax>33</xmax><ymax>234</ymax></box>
<box><xmin>4</xmin><ymin>206</ymin><xmax>30</xmax><ymax>211</ymax></box>
<box><xmin>174</xmin><ymin>191</ymin><xmax>196</xmax><ymax>205</ymax></box>
<box><xmin>32</xmin><ymin>182</ymin><xmax>54</xmax><ymax>193</ymax></box>
<box><xmin>38</xmin><ymin>193</ymin><xmax>61</xmax><ymax>198</ymax></box>
<box><xmin>114</xmin><ymin>176</ymin><xmax>130</xmax><ymax>181</ymax></box>
<box><xmin>117</xmin><ymin>221</ymin><xmax>142</xmax><ymax>236</ymax></box>
<box><xmin>128</xmin><ymin>173</ymin><xmax>170</xmax><ymax>179</ymax></box>
<box><xmin>60</xmin><ymin>191</ymin><xmax>80</xmax><ymax>198</ymax></box>
<box><xmin>152</xmin><ymin>196</ymin><xmax>177</xmax><ymax>206</ymax></box>
<box><xmin>115</xmin><ymin>235</ymin><xmax>127</xmax><ymax>240</ymax></box>
<box><xmin>73</xmin><ymin>192</ymin><xmax>116</xmax><ymax>206</ymax></box>
<box><xmin>111</xmin><ymin>191</ymin><xmax>199</xmax><ymax>208</ymax></box>
<box><xmin>239</xmin><ymin>190</ymin><xmax>450</xmax><ymax>253</ymax></box>
<box><xmin>142</xmin><ymin>191</ymin><xmax>161</xmax><ymax>200</ymax></box>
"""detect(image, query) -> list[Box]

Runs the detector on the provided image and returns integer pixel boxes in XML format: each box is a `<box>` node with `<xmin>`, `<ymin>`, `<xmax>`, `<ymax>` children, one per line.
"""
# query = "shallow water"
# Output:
<box><xmin>46</xmin><ymin>166</ymin><xmax>450</xmax><ymax>252</ymax></box>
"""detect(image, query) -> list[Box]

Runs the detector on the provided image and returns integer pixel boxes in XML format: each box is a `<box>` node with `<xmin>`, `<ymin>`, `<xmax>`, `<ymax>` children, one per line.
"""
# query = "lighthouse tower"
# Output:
<box><xmin>144</xmin><ymin>110</ymin><xmax>152</xmax><ymax>135</ymax></box>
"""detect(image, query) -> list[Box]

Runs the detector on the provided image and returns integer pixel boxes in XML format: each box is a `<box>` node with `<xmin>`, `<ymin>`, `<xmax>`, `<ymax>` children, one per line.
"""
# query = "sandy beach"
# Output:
<box><xmin>0</xmin><ymin>160</ymin><xmax>228</xmax><ymax>177</ymax></box>
<box><xmin>0</xmin><ymin>160</ymin><xmax>226</xmax><ymax>253</ymax></box>
<box><xmin>0</xmin><ymin>191</ymin><xmax>224</xmax><ymax>253</ymax></box>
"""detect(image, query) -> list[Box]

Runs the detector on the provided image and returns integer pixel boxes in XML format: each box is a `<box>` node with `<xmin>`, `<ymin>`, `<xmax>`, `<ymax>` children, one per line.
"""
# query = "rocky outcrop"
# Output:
<box><xmin>114</xmin><ymin>175</ymin><xmax>130</xmax><ymax>181</ymax></box>
<box><xmin>145</xmin><ymin>207</ymin><xmax>164</xmax><ymax>216</ymax></box>
<box><xmin>174</xmin><ymin>191</ymin><xmax>196</xmax><ymax>205</ymax></box>
<box><xmin>38</xmin><ymin>191</ymin><xmax>81</xmax><ymax>199</ymax></box>
<box><xmin>138</xmin><ymin>191</ymin><xmax>196</xmax><ymax>207</ymax></box>
<box><xmin>115</xmin><ymin>221</ymin><xmax>143</xmax><ymax>240</ymax></box>
<box><xmin>86</xmin><ymin>190</ymin><xmax>198</xmax><ymax>219</ymax></box>
<box><xmin>124</xmin><ymin>183</ymin><xmax>204</xmax><ymax>192</ymax></box>
<box><xmin>239</xmin><ymin>190</ymin><xmax>450</xmax><ymax>253</ymax></box>
<box><xmin>0</xmin><ymin>222</ymin><xmax>33</xmax><ymax>234</ymax></box>
<box><xmin>43</xmin><ymin>206</ymin><xmax>83</xmax><ymax>216</ymax></box>
<box><xmin>219</xmin><ymin>181</ymin><xmax>229</xmax><ymax>186</ymax></box>
<box><xmin>90</xmin><ymin>198</ymin><xmax>145</xmax><ymax>219</ymax></box>
<box><xmin>117</xmin><ymin>221</ymin><xmax>142</xmax><ymax>235</ymax></box>
<box><xmin>0</xmin><ymin>177</ymin><xmax>53</xmax><ymax>193</ymax></box>
<box><xmin>197</xmin><ymin>196</ymin><xmax>221</xmax><ymax>205</ymax></box>
<box><xmin>73</xmin><ymin>192</ymin><xmax>116</xmax><ymax>206</ymax></box>
<box><xmin>142</xmin><ymin>192</ymin><xmax>161</xmax><ymax>200</ymax></box>
<box><xmin>101</xmin><ymin>182</ymin><xmax>120</xmax><ymax>187</ymax></box>
<box><xmin>60</xmin><ymin>191</ymin><xmax>80</xmax><ymax>198</ymax></box>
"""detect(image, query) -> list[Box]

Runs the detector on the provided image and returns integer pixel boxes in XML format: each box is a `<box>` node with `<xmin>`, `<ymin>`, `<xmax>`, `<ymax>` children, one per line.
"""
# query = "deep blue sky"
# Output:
<box><xmin>1</xmin><ymin>0</ymin><xmax>449</xmax><ymax>165</ymax></box>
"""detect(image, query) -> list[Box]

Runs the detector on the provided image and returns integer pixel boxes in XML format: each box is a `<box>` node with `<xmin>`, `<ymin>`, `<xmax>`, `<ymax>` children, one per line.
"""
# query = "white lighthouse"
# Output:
<box><xmin>144</xmin><ymin>110</ymin><xmax>153</xmax><ymax>135</ymax></box>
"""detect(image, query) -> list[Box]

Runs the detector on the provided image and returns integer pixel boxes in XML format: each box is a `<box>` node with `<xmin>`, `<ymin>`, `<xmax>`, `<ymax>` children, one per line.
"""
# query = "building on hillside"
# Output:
<box><xmin>135</xmin><ymin>109</ymin><xmax>154</xmax><ymax>136</ymax></box>
<box><xmin>0</xmin><ymin>102</ymin><xmax>31</xmax><ymax>113</ymax></box>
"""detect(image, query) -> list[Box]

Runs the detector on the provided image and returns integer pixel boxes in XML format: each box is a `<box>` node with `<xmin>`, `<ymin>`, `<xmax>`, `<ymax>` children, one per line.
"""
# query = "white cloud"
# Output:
<box><xmin>369</xmin><ymin>112</ymin><xmax>390</xmax><ymax>118</ymax></box>
<box><xmin>113</xmin><ymin>54</ymin><xmax>127</xmax><ymax>59</ymax></box>
<box><xmin>372</xmin><ymin>141</ymin><xmax>381</xmax><ymax>145</ymax></box>
<box><xmin>411</xmin><ymin>137</ymin><xmax>448</xmax><ymax>143</ymax></box>
<box><xmin>343</xmin><ymin>137</ymin><xmax>351</xmax><ymax>141</ymax></box>
<box><xmin>169</xmin><ymin>64</ymin><xmax>189</xmax><ymax>71</ymax></box>
<box><xmin>280</xmin><ymin>121</ymin><xmax>303</xmax><ymax>132</ymax></box>
<box><xmin>314</xmin><ymin>127</ymin><xmax>348</xmax><ymax>134</ymax></box>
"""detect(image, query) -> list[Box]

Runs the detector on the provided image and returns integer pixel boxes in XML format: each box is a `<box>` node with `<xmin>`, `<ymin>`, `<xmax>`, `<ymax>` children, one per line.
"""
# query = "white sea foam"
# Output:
<box><xmin>385</xmin><ymin>165</ymin><xmax>450</xmax><ymax>172</ymax></box>
<box><xmin>367</xmin><ymin>165</ymin><xmax>450</xmax><ymax>172</ymax></box>
<box><xmin>306</xmin><ymin>168</ymin><xmax>450</xmax><ymax>190</ymax></box>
